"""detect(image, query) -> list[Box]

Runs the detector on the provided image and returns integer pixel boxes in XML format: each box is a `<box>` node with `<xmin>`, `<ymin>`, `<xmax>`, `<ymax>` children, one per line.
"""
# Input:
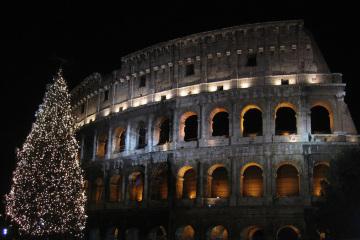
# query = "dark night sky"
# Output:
<box><xmin>1</xmin><ymin>2</ymin><xmax>360</xmax><ymax>210</ymax></box>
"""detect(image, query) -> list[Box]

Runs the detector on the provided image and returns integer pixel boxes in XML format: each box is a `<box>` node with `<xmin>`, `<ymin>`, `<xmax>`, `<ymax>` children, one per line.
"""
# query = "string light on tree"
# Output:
<box><xmin>6</xmin><ymin>69</ymin><xmax>87</xmax><ymax>239</ymax></box>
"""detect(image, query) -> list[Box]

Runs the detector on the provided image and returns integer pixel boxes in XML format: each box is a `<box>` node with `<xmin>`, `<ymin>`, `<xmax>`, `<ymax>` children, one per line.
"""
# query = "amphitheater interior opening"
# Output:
<box><xmin>243</xmin><ymin>166</ymin><xmax>263</xmax><ymax>197</ymax></box>
<box><xmin>158</xmin><ymin>118</ymin><xmax>170</xmax><ymax>145</ymax></box>
<box><xmin>212</xmin><ymin>112</ymin><xmax>229</xmax><ymax>137</ymax></box>
<box><xmin>96</xmin><ymin>133</ymin><xmax>108</xmax><ymax>158</ymax></box>
<box><xmin>276</xmin><ymin>165</ymin><xmax>299</xmax><ymax>197</ymax></box>
<box><xmin>275</xmin><ymin>107</ymin><xmax>297</xmax><ymax>135</ymax></box>
<box><xmin>151</xmin><ymin>170</ymin><xmax>168</xmax><ymax>200</ymax></box>
<box><xmin>210</xmin><ymin>167</ymin><xmax>230</xmax><ymax>198</ymax></box>
<box><xmin>114</xmin><ymin>128</ymin><xmax>126</xmax><ymax>152</ymax></box>
<box><xmin>313</xmin><ymin>164</ymin><xmax>329</xmax><ymax>197</ymax></box>
<box><xmin>137</xmin><ymin>122</ymin><xmax>147</xmax><ymax>149</ymax></box>
<box><xmin>277</xmin><ymin>227</ymin><xmax>300</xmax><ymax>240</ymax></box>
<box><xmin>184</xmin><ymin>115</ymin><xmax>198</xmax><ymax>141</ymax></box>
<box><xmin>243</xmin><ymin>108</ymin><xmax>263</xmax><ymax>137</ymax></box>
<box><xmin>129</xmin><ymin>172</ymin><xmax>144</xmax><ymax>202</ymax></box>
<box><xmin>311</xmin><ymin>106</ymin><xmax>331</xmax><ymax>134</ymax></box>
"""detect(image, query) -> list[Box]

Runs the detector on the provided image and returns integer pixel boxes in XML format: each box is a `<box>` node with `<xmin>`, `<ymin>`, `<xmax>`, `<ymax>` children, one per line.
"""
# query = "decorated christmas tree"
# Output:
<box><xmin>6</xmin><ymin>69</ymin><xmax>87</xmax><ymax>239</ymax></box>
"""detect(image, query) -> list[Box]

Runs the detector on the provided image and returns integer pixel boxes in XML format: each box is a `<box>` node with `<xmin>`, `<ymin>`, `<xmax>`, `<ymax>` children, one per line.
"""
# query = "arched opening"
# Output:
<box><xmin>242</xmin><ymin>107</ymin><xmax>263</xmax><ymax>137</ymax></box>
<box><xmin>96</xmin><ymin>133</ymin><xmax>108</xmax><ymax>158</ymax></box>
<box><xmin>210</xmin><ymin>166</ymin><xmax>230</xmax><ymax>198</ymax></box>
<box><xmin>177</xmin><ymin>167</ymin><xmax>197</xmax><ymax>199</ymax></box>
<box><xmin>125</xmin><ymin>228</ymin><xmax>139</xmax><ymax>240</ymax></box>
<box><xmin>93</xmin><ymin>178</ymin><xmax>104</xmax><ymax>203</ymax></box>
<box><xmin>208</xmin><ymin>225</ymin><xmax>228</xmax><ymax>240</ymax></box>
<box><xmin>176</xmin><ymin>225</ymin><xmax>195</xmax><ymax>240</ymax></box>
<box><xmin>158</xmin><ymin>118</ymin><xmax>171</xmax><ymax>145</ymax></box>
<box><xmin>184</xmin><ymin>115</ymin><xmax>198</xmax><ymax>141</ymax></box>
<box><xmin>114</xmin><ymin>127</ymin><xmax>126</xmax><ymax>152</ymax></box>
<box><xmin>242</xmin><ymin>165</ymin><xmax>263</xmax><ymax>197</ymax></box>
<box><xmin>275</xmin><ymin>105</ymin><xmax>297</xmax><ymax>135</ymax></box>
<box><xmin>313</xmin><ymin>164</ymin><xmax>330</xmax><ymax>197</ymax></box>
<box><xmin>129</xmin><ymin>172</ymin><xmax>144</xmax><ymax>202</ymax></box>
<box><xmin>277</xmin><ymin>226</ymin><xmax>300</xmax><ymax>240</ymax></box>
<box><xmin>212</xmin><ymin>111</ymin><xmax>229</xmax><ymax>137</ymax></box>
<box><xmin>151</xmin><ymin>170</ymin><xmax>168</xmax><ymax>200</ymax></box>
<box><xmin>311</xmin><ymin>106</ymin><xmax>331</xmax><ymax>134</ymax></box>
<box><xmin>109</xmin><ymin>175</ymin><xmax>122</xmax><ymax>202</ymax></box>
<box><xmin>276</xmin><ymin>164</ymin><xmax>299</xmax><ymax>197</ymax></box>
<box><xmin>137</xmin><ymin>122</ymin><xmax>147</xmax><ymax>149</ymax></box>
<box><xmin>241</xmin><ymin>226</ymin><xmax>265</xmax><ymax>240</ymax></box>
<box><xmin>148</xmin><ymin>226</ymin><xmax>167</xmax><ymax>240</ymax></box>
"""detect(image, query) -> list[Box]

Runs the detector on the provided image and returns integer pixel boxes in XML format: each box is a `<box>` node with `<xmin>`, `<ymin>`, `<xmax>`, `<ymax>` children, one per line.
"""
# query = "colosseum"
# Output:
<box><xmin>70</xmin><ymin>20</ymin><xmax>358</xmax><ymax>240</ymax></box>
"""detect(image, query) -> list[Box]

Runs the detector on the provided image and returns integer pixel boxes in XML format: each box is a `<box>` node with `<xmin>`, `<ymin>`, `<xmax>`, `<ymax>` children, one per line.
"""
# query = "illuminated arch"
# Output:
<box><xmin>129</xmin><ymin>171</ymin><xmax>144</xmax><ymax>202</ymax></box>
<box><xmin>154</xmin><ymin>117</ymin><xmax>171</xmax><ymax>145</ymax></box>
<box><xmin>96</xmin><ymin>132</ymin><xmax>108</xmax><ymax>158</ymax></box>
<box><xmin>240</xmin><ymin>105</ymin><xmax>263</xmax><ymax>136</ymax></box>
<box><xmin>276</xmin><ymin>225</ymin><xmax>300</xmax><ymax>240</ymax></box>
<box><xmin>109</xmin><ymin>175</ymin><xmax>122</xmax><ymax>202</ymax></box>
<box><xmin>310</xmin><ymin>102</ymin><xmax>333</xmax><ymax>133</ymax></box>
<box><xmin>175</xmin><ymin>225</ymin><xmax>195</xmax><ymax>240</ymax></box>
<box><xmin>209</xmin><ymin>107</ymin><xmax>229</xmax><ymax>137</ymax></box>
<box><xmin>113</xmin><ymin>127</ymin><xmax>126</xmax><ymax>153</ymax></box>
<box><xmin>313</xmin><ymin>163</ymin><xmax>330</xmax><ymax>196</ymax></box>
<box><xmin>241</xmin><ymin>226</ymin><xmax>265</xmax><ymax>240</ymax></box>
<box><xmin>208</xmin><ymin>225</ymin><xmax>228</xmax><ymax>240</ymax></box>
<box><xmin>94</xmin><ymin>177</ymin><xmax>104</xmax><ymax>203</ymax></box>
<box><xmin>275</xmin><ymin>102</ymin><xmax>297</xmax><ymax>135</ymax></box>
<box><xmin>207</xmin><ymin>164</ymin><xmax>229</xmax><ymax>198</ymax></box>
<box><xmin>180</xmin><ymin>111</ymin><xmax>198</xmax><ymax>141</ymax></box>
<box><xmin>177</xmin><ymin>166</ymin><xmax>197</xmax><ymax>199</ymax></box>
<box><xmin>276</xmin><ymin>164</ymin><xmax>300</xmax><ymax>197</ymax></box>
<box><xmin>241</xmin><ymin>163</ymin><xmax>264</xmax><ymax>197</ymax></box>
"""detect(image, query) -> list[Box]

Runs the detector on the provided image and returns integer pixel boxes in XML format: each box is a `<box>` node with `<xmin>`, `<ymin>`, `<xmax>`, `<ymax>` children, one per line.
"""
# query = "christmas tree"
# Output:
<box><xmin>6</xmin><ymin>69</ymin><xmax>87</xmax><ymax>239</ymax></box>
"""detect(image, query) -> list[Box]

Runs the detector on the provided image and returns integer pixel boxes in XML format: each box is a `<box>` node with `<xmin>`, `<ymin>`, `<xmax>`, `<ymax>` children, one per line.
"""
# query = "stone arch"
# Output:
<box><xmin>113</xmin><ymin>127</ymin><xmax>126</xmax><ymax>153</ymax></box>
<box><xmin>151</xmin><ymin>168</ymin><xmax>168</xmax><ymax>200</ymax></box>
<box><xmin>109</xmin><ymin>175</ymin><xmax>122</xmax><ymax>202</ymax></box>
<box><xmin>241</xmin><ymin>105</ymin><xmax>263</xmax><ymax>137</ymax></box>
<box><xmin>129</xmin><ymin>171</ymin><xmax>144</xmax><ymax>202</ymax></box>
<box><xmin>208</xmin><ymin>164</ymin><xmax>230</xmax><ymax>198</ymax></box>
<box><xmin>241</xmin><ymin>163</ymin><xmax>263</xmax><ymax>197</ymax></box>
<box><xmin>276</xmin><ymin>225</ymin><xmax>300</xmax><ymax>240</ymax></box>
<box><xmin>241</xmin><ymin>226</ymin><xmax>265</xmax><ymax>240</ymax></box>
<box><xmin>313</xmin><ymin>162</ymin><xmax>330</xmax><ymax>197</ymax></box>
<box><xmin>155</xmin><ymin>117</ymin><xmax>171</xmax><ymax>145</ymax></box>
<box><xmin>210</xmin><ymin>107</ymin><xmax>229</xmax><ymax>137</ymax></box>
<box><xmin>177</xmin><ymin>166</ymin><xmax>197</xmax><ymax>199</ymax></box>
<box><xmin>93</xmin><ymin>177</ymin><xmax>104</xmax><ymax>203</ymax></box>
<box><xmin>137</xmin><ymin>121</ymin><xmax>147</xmax><ymax>149</ymax></box>
<box><xmin>275</xmin><ymin>102</ymin><xmax>297</xmax><ymax>135</ymax></box>
<box><xmin>180</xmin><ymin>111</ymin><xmax>198</xmax><ymax>141</ymax></box>
<box><xmin>207</xmin><ymin>225</ymin><xmax>229</xmax><ymax>240</ymax></box>
<box><xmin>175</xmin><ymin>225</ymin><xmax>195</xmax><ymax>240</ymax></box>
<box><xmin>310</xmin><ymin>103</ymin><xmax>333</xmax><ymax>134</ymax></box>
<box><xmin>148</xmin><ymin>226</ymin><xmax>167</xmax><ymax>240</ymax></box>
<box><xmin>276</xmin><ymin>164</ymin><xmax>300</xmax><ymax>197</ymax></box>
<box><xmin>96</xmin><ymin>132</ymin><xmax>108</xmax><ymax>158</ymax></box>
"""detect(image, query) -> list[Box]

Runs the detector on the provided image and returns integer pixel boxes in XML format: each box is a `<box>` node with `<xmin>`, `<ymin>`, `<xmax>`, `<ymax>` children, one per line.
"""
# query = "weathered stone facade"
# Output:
<box><xmin>71</xmin><ymin>20</ymin><xmax>359</xmax><ymax>240</ymax></box>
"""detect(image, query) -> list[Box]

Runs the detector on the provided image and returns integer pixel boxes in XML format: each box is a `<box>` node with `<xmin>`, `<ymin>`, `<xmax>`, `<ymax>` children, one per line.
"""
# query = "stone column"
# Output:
<box><xmin>196</xmin><ymin>161</ymin><xmax>203</xmax><ymax>207</ymax></box>
<box><xmin>105</xmin><ymin>125</ymin><xmax>113</xmax><ymax>159</ymax></box>
<box><xmin>264</xmin><ymin>101</ymin><xmax>273</xmax><ymax>142</ymax></box>
<box><xmin>143</xmin><ymin>164</ymin><xmax>149</xmax><ymax>207</ymax></box>
<box><xmin>92</xmin><ymin>129</ymin><xmax>98</xmax><ymax>161</ymax></box>
<box><xmin>125</xmin><ymin>122</ymin><xmax>131</xmax><ymax>152</ymax></box>
<box><xmin>147</xmin><ymin>114</ymin><xmax>154</xmax><ymax>152</ymax></box>
<box><xmin>230</xmin><ymin>157</ymin><xmax>238</xmax><ymax>206</ymax></box>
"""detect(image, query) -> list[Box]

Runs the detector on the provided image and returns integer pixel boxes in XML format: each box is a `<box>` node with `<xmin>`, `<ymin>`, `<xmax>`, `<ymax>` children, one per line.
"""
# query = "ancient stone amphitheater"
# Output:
<box><xmin>71</xmin><ymin>20</ymin><xmax>358</xmax><ymax>240</ymax></box>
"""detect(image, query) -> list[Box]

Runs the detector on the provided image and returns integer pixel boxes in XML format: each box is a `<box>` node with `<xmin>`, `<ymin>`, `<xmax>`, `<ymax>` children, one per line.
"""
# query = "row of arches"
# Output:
<box><xmin>87</xmin><ymin>163</ymin><xmax>329</xmax><ymax>203</ymax></box>
<box><xmin>94</xmin><ymin>104</ymin><xmax>332</xmax><ymax>158</ymax></box>
<box><xmin>92</xmin><ymin>224</ymin><xmax>301</xmax><ymax>240</ymax></box>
